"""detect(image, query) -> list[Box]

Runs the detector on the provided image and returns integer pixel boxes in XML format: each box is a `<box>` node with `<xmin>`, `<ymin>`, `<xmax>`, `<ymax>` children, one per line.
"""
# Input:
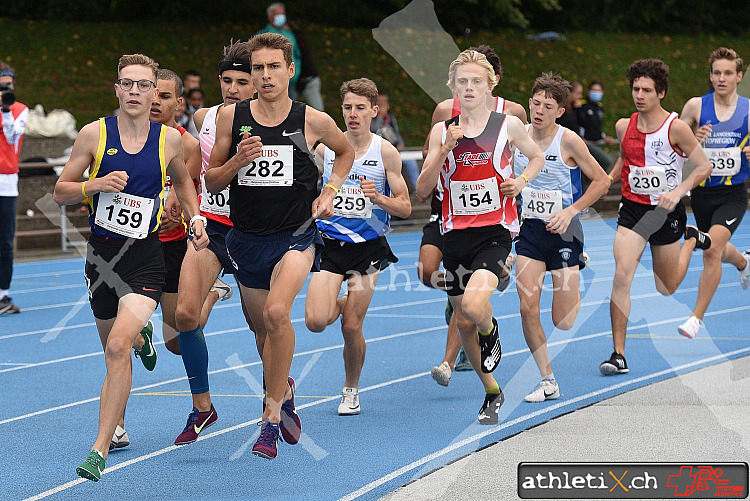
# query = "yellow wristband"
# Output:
<box><xmin>81</xmin><ymin>181</ymin><xmax>88</xmax><ymax>198</ymax></box>
<box><xmin>324</xmin><ymin>182</ymin><xmax>340</xmax><ymax>194</ymax></box>
<box><xmin>521</xmin><ymin>174</ymin><xmax>529</xmax><ymax>185</ymax></box>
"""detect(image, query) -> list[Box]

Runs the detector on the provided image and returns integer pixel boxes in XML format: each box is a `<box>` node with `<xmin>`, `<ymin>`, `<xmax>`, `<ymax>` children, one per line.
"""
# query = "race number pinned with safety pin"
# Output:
<box><xmin>521</xmin><ymin>187</ymin><xmax>563</xmax><ymax>220</ymax></box>
<box><xmin>705</xmin><ymin>147</ymin><xmax>742</xmax><ymax>177</ymax></box>
<box><xmin>200</xmin><ymin>176</ymin><xmax>230</xmax><ymax>216</ymax></box>
<box><xmin>628</xmin><ymin>166</ymin><xmax>668</xmax><ymax>195</ymax></box>
<box><xmin>449</xmin><ymin>177</ymin><xmax>501</xmax><ymax>215</ymax></box>
<box><xmin>333</xmin><ymin>184</ymin><xmax>373</xmax><ymax>218</ymax></box>
<box><xmin>237</xmin><ymin>145</ymin><xmax>294</xmax><ymax>186</ymax></box>
<box><xmin>95</xmin><ymin>192</ymin><xmax>154</xmax><ymax>239</ymax></box>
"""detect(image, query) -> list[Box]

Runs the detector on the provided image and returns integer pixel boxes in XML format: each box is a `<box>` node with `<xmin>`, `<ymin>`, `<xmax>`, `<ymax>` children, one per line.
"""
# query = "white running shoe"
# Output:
<box><xmin>525</xmin><ymin>380</ymin><xmax>560</xmax><ymax>403</ymax></box>
<box><xmin>430</xmin><ymin>361</ymin><xmax>452</xmax><ymax>387</ymax></box>
<box><xmin>678</xmin><ymin>315</ymin><xmax>705</xmax><ymax>339</ymax></box>
<box><xmin>337</xmin><ymin>387</ymin><xmax>360</xmax><ymax>415</ymax></box>
<box><xmin>739</xmin><ymin>251</ymin><xmax>750</xmax><ymax>290</ymax></box>
<box><xmin>497</xmin><ymin>253</ymin><xmax>516</xmax><ymax>292</ymax></box>
<box><xmin>211</xmin><ymin>277</ymin><xmax>233</xmax><ymax>301</ymax></box>
<box><xmin>109</xmin><ymin>425</ymin><xmax>130</xmax><ymax>450</ymax></box>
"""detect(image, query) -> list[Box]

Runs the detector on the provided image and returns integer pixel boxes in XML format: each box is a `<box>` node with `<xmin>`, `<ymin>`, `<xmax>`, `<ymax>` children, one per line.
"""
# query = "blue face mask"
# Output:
<box><xmin>273</xmin><ymin>14</ymin><xmax>286</xmax><ymax>28</ymax></box>
<box><xmin>588</xmin><ymin>90</ymin><xmax>603</xmax><ymax>102</ymax></box>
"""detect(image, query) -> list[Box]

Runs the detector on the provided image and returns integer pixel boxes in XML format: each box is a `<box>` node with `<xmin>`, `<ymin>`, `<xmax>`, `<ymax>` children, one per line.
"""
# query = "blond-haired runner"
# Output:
<box><xmin>418</xmin><ymin>49</ymin><xmax>544</xmax><ymax>424</ymax></box>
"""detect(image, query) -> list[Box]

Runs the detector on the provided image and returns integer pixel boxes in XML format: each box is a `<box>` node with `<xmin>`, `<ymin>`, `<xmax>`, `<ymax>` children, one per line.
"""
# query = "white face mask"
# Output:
<box><xmin>273</xmin><ymin>13</ymin><xmax>286</xmax><ymax>28</ymax></box>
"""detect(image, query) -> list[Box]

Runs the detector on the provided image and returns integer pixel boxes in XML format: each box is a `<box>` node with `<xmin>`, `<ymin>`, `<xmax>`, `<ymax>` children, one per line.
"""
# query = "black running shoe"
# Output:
<box><xmin>478</xmin><ymin>390</ymin><xmax>505</xmax><ymax>425</ymax></box>
<box><xmin>478</xmin><ymin>317</ymin><xmax>501</xmax><ymax>373</ymax></box>
<box><xmin>599</xmin><ymin>351</ymin><xmax>629</xmax><ymax>375</ymax></box>
<box><xmin>685</xmin><ymin>225</ymin><xmax>712</xmax><ymax>251</ymax></box>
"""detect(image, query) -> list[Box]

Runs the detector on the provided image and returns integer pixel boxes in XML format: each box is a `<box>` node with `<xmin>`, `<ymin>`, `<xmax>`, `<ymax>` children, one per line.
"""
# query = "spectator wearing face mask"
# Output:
<box><xmin>577</xmin><ymin>81</ymin><xmax>616</xmax><ymax>170</ymax></box>
<box><xmin>258</xmin><ymin>3</ymin><xmax>326</xmax><ymax>109</ymax></box>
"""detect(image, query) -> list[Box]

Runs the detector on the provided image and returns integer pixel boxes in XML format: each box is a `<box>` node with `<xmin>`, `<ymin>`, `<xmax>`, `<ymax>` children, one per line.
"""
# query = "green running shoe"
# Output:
<box><xmin>134</xmin><ymin>320</ymin><xmax>157</xmax><ymax>371</ymax></box>
<box><xmin>76</xmin><ymin>449</ymin><xmax>105</xmax><ymax>481</ymax></box>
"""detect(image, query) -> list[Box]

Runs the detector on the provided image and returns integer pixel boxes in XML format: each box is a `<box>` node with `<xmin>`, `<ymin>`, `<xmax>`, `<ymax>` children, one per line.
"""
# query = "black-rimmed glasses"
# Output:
<box><xmin>117</xmin><ymin>79</ymin><xmax>156</xmax><ymax>92</ymax></box>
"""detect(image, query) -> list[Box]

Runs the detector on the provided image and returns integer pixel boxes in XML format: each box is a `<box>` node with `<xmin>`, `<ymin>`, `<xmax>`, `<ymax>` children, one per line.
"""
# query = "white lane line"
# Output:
<box><xmin>22</xmin><ymin>371</ymin><xmax>431</xmax><ymax>501</ymax></box>
<box><xmin>5</xmin><ymin>301</ymin><xmax>748</xmax><ymax>426</ymax></box>
<box><xmin>14</xmin><ymin>269</ymin><xmax>81</xmax><ymax>280</ymax></box>
<box><xmin>338</xmin><ymin>346</ymin><xmax>750</xmax><ymax>501</ymax></box>
<box><xmin>13</xmin><ymin>284</ymin><xmax>84</xmax><ymax>295</ymax></box>
<box><xmin>0</xmin><ymin>324</ymin><xmax>445</xmax><ymax>426</ymax></box>
<box><xmin>1</xmin><ymin>274</ymin><xmax>746</xmax><ymax>374</ymax></box>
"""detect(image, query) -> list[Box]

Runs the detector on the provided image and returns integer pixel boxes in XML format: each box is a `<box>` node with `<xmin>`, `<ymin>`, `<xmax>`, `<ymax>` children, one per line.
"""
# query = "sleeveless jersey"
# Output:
<box><xmin>229</xmin><ymin>100</ymin><xmax>318</xmax><ymax>235</ymax></box>
<box><xmin>698</xmin><ymin>92</ymin><xmax>750</xmax><ymax>187</ymax></box>
<box><xmin>429</xmin><ymin>96</ymin><xmax>509</xmax><ymax>214</ymax></box>
<box><xmin>514</xmin><ymin>124</ymin><xmax>582</xmax><ymax>220</ymax></box>
<box><xmin>199</xmin><ymin>104</ymin><xmax>232</xmax><ymax>226</ymax></box>
<box><xmin>440</xmin><ymin>112</ymin><xmax>517</xmax><ymax>233</ymax></box>
<box><xmin>620</xmin><ymin>112</ymin><xmax>686</xmax><ymax>206</ymax></box>
<box><xmin>86</xmin><ymin>117</ymin><xmax>166</xmax><ymax>239</ymax></box>
<box><xmin>160</xmin><ymin>124</ymin><xmax>189</xmax><ymax>242</ymax></box>
<box><xmin>317</xmin><ymin>134</ymin><xmax>391</xmax><ymax>243</ymax></box>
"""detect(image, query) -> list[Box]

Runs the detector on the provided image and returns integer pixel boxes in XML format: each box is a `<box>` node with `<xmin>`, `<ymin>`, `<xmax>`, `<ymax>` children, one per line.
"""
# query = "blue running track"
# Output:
<box><xmin>1</xmin><ymin>213</ymin><xmax>749</xmax><ymax>500</ymax></box>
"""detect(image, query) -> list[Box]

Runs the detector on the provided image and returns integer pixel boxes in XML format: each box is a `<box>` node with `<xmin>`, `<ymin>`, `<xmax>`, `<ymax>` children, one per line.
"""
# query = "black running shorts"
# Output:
<box><xmin>161</xmin><ymin>238</ymin><xmax>187</xmax><ymax>294</ymax></box>
<box><xmin>84</xmin><ymin>233</ymin><xmax>165</xmax><ymax>320</ymax></box>
<box><xmin>320</xmin><ymin>235</ymin><xmax>398</xmax><ymax>277</ymax></box>
<box><xmin>515</xmin><ymin>218</ymin><xmax>586</xmax><ymax>271</ymax></box>
<box><xmin>617</xmin><ymin>197</ymin><xmax>686</xmax><ymax>246</ymax></box>
<box><xmin>420</xmin><ymin>212</ymin><xmax>443</xmax><ymax>250</ymax></box>
<box><xmin>690</xmin><ymin>184</ymin><xmax>747</xmax><ymax>235</ymax></box>
<box><xmin>442</xmin><ymin>224</ymin><xmax>512</xmax><ymax>297</ymax></box>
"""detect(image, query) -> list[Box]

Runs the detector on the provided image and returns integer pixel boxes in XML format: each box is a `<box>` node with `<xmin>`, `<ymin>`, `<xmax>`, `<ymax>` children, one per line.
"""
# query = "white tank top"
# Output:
<box><xmin>198</xmin><ymin>104</ymin><xmax>232</xmax><ymax>224</ymax></box>
<box><xmin>514</xmin><ymin>125</ymin><xmax>583</xmax><ymax>220</ymax></box>
<box><xmin>318</xmin><ymin>134</ymin><xmax>391</xmax><ymax>242</ymax></box>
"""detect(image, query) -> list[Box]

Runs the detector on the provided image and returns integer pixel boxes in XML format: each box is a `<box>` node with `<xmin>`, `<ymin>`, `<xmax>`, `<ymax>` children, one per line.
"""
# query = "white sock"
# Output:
<box><xmin>542</xmin><ymin>373</ymin><xmax>556</xmax><ymax>383</ymax></box>
<box><xmin>0</xmin><ymin>289</ymin><xmax>8</xmax><ymax>300</ymax></box>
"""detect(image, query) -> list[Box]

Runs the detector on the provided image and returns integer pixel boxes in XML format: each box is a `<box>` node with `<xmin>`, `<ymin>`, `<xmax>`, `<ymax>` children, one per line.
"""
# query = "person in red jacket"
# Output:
<box><xmin>0</xmin><ymin>60</ymin><xmax>28</xmax><ymax>315</ymax></box>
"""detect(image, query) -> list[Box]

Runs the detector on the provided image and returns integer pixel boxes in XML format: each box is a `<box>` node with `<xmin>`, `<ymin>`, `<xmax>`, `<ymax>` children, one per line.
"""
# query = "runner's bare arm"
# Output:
<box><xmin>607</xmin><ymin>118</ymin><xmax>629</xmax><ymax>181</ymax></box>
<box><xmin>308</xmin><ymin>109</ymin><xmax>354</xmax><ymax>219</ymax></box>
<box><xmin>166</xmin><ymin>129</ymin><xmax>199</xmax><ymax>222</ymax></box>
<box><xmin>361</xmin><ymin>139</ymin><xmax>411</xmax><ymax>219</ymax></box>
<box><xmin>313</xmin><ymin>142</ymin><xmax>325</xmax><ymax>175</ymax></box>
<box><xmin>670</xmin><ymin>119</ymin><xmax>712</xmax><ymax>197</ymax></box>
<box><xmin>204</xmin><ymin>104</ymin><xmax>262</xmax><ymax>193</ymax></box>
<box><xmin>680</xmin><ymin>97</ymin><xmax>711</xmax><ymax>141</ymax></box>
<box><xmin>54</xmin><ymin>122</ymin><xmax>127</xmax><ymax>206</ymax></box>
<box><xmin>503</xmin><ymin>116</ymin><xmax>543</xmax><ymax>197</ymax></box>
<box><xmin>166</xmin><ymin>129</ymin><xmax>208</xmax><ymax>249</ymax></box>
<box><xmin>421</xmin><ymin>99</ymin><xmax>454</xmax><ymax>160</ymax></box>
<box><xmin>193</xmin><ymin>108</ymin><xmax>209</xmax><ymax>133</ymax></box>
<box><xmin>417</xmin><ymin>121</ymin><xmax>458</xmax><ymax>200</ymax></box>
<box><xmin>505</xmin><ymin>100</ymin><xmax>529</xmax><ymax>124</ymax></box>
<box><xmin>569</xmin><ymin>129</ymin><xmax>611</xmax><ymax>205</ymax></box>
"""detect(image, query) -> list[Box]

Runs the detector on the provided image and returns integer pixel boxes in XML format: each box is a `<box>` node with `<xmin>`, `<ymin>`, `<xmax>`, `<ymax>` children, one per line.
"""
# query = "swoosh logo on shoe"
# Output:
<box><xmin>543</xmin><ymin>391</ymin><xmax>556</xmax><ymax>398</ymax></box>
<box><xmin>142</xmin><ymin>342</ymin><xmax>154</xmax><ymax>357</ymax></box>
<box><xmin>194</xmin><ymin>411</ymin><xmax>214</xmax><ymax>434</ymax></box>
<box><xmin>115</xmin><ymin>431</ymin><xmax>126</xmax><ymax>441</ymax></box>
<box><xmin>726</xmin><ymin>218</ymin><xmax>737</xmax><ymax>226</ymax></box>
